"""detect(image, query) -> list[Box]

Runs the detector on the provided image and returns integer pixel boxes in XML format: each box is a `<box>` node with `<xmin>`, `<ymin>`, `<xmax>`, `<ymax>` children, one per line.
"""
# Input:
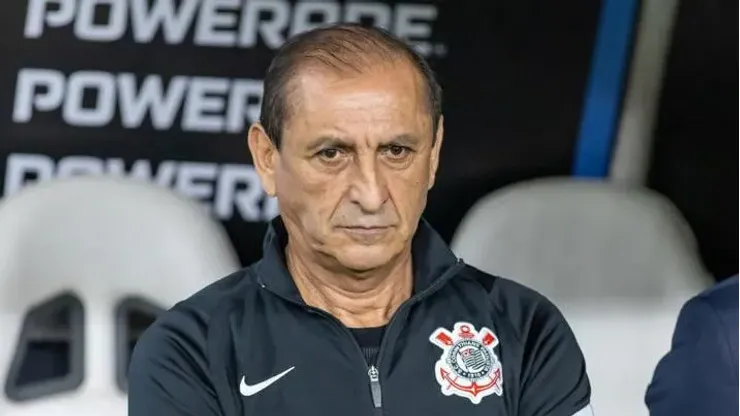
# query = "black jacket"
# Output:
<box><xmin>129</xmin><ymin>219</ymin><xmax>592</xmax><ymax>415</ymax></box>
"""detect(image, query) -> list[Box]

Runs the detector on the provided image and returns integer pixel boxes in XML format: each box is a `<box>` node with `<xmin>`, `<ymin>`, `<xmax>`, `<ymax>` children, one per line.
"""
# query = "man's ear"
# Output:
<box><xmin>428</xmin><ymin>115</ymin><xmax>444</xmax><ymax>190</ymax></box>
<box><xmin>247</xmin><ymin>122</ymin><xmax>278</xmax><ymax>196</ymax></box>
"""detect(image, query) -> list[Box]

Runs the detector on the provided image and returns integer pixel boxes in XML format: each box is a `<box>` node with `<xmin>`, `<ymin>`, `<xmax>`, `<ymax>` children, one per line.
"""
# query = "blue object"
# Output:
<box><xmin>645</xmin><ymin>275</ymin><xmax>739</xmax><ymax>416</ymax></box>
<box><xmin>572</xmin><ymin>0</ymin><xmax>641</xmax><ymax>176</ymax></box>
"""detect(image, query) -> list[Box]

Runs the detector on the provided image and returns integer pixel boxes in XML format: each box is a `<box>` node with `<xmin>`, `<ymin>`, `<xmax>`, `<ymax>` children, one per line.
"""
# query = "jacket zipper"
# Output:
<box><xmin>368</xmin><ymin>365</ymin><xmax>382</xmax><ymax>415</ymax></box>
<box><xmin>369</xmin><ymin>260</ymin><xmax>464</xmax><ymax>414</ymax></box>
<box><xmin>299</xmin><ymin>305</ymin><xmax>385</xmax><ymax>414</ymax></box>
<box><xmin>260</xmin><ymin>260</ymin><xmax>465</xmax><ymax>415</ymax></box>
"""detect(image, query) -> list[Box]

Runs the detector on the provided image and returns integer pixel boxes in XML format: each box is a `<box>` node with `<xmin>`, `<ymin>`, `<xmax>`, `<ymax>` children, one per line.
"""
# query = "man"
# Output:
<box><xmin>129</xmin><ymin>24</ymin><xmax>593</xmax><ymax>415</ymax></box>
<box><xmin>645</xmin><ymin>275</ymin><xmax>738</xmax><ymax>415</ymax></box>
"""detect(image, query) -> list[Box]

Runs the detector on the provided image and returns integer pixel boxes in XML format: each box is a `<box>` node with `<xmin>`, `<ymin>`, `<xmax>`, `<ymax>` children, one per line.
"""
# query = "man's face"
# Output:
<box><xmin>249</xmin><ymin>61</ymin><xmax>443</xmax><ymax>272</ymax></box>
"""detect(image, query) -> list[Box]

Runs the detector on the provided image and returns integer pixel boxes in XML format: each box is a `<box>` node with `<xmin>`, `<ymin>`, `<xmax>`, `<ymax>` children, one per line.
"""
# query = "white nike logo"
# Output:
<box><xmin>239</xmin><ymin>367</ymin><xmax>295</xmax><ymax>397</ymax></box>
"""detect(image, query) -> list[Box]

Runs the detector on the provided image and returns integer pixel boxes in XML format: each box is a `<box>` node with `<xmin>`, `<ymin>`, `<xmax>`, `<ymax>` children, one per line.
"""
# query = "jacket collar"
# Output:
<box><xmin>256</xmin><ymin>216</ymin><xmax>459</xmax><ymax>303</ymax></box>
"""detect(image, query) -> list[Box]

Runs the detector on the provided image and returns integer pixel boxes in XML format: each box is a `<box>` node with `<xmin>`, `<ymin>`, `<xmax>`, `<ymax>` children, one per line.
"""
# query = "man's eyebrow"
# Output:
<box><xmin>305</xmin><ymin>136</ymin><xmax>353</xmax><ymax>152</ymax></box>
<box><xmin>383</xmin><ymin>134</ymin><xmax>421</xmax><ymax>146</ymax></box>
<box><xmin>305</xmin><ymin>133</ymin><xmax>422</xmax><ymax>152</ymax></box>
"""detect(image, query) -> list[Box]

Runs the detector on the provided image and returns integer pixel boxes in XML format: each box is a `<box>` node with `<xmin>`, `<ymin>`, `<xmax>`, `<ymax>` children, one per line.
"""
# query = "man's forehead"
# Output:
<box><xmin>281</xmin><ymin>63</ymin><xmax>430</xmax><ymax>136</ymax></box>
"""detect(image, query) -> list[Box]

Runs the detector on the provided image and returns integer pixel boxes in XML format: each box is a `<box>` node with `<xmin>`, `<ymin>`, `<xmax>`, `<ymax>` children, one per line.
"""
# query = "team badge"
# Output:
<box><xmin>429</xmin><ymin>322</ymin><xmax>503</xmax><ymax>404</ymax></box>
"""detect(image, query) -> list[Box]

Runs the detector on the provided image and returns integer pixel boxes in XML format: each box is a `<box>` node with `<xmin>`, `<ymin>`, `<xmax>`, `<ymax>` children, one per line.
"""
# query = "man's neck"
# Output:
<box><xmin>286</xmin><ymin>244</ymin><xmax>413</xmax><ymax>329</ymax></box>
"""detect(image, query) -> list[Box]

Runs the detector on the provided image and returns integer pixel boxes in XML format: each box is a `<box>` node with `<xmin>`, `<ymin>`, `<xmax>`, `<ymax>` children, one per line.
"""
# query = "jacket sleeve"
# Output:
<box><xmin>127</xmin><ymin>310</ymin><xmax>222</xmax><ymax>416</ymax></box>
<box><xmin>645</xmin><ymin>295</ymin><xmax>738</xmax><ymax>416</ymax></box>
<box><xmin>519</xmin><ymin>298</ymin><xmax>593</xmax><ymax>416</ymax></box>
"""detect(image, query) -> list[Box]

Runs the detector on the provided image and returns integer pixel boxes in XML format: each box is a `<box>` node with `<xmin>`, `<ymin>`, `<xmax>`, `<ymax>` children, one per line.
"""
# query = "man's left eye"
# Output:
<box><xmin>385</xmin><ymin>145</ymin><xmax>409</xmax><ymax>158</ymax></box>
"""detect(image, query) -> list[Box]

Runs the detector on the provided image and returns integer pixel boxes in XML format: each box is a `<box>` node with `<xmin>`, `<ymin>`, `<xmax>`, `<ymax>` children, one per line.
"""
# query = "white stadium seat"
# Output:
<box><xmin>0</xmin><ymin>177</ymin><xmax>240</xmax><ymax>415</ymax></box>
<box><xmin>451</xmin><ymin>177</ymin><xmax>712</xmax><ymax>416</ymax></box>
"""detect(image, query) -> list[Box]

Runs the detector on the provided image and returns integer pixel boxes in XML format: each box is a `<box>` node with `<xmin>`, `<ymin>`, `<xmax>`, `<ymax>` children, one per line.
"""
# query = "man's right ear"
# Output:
<box><xmin>247</xmin><ymin>122</ymin><xmax>278</xmax><ymax>196</ymax></box>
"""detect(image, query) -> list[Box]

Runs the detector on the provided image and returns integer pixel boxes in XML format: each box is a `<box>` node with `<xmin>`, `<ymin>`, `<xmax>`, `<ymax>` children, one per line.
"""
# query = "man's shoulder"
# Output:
<box><xmin>457</xmin><ymin>264</ymin><xmax>572</xmax><ymax>340</ymax></box>
<box><xmin>128</xmin><ymin>266</ymin><xmax>262</xmax><ymax>410</ymax></box>
<box><xmin>168</xmin><ymin>265</ymin><xmax>259</xmax><ymax>321</ymax></box>
<box><xmin>456</xmin><ymin>266</ymin><xmax>591</xmax><ymax>414</ymax></box>
<box><xmin>674</xmin><ymin>275</ymin><xmax>738</xmax><ymax>362</ymax></box>
<box><xmin>133</xmin><ymin>265</ymin><xmax>260</xmax><ymax>358</ymax></box>
<box><xmin>678</xmin><ymin>275</ymin><xmax>738</xmax><ymax>337</ymax></box>
<box><xmin>695</xmin><ymin>274</ymin><xmax>738</xmax><ymax>314</ymax></box>
<box><xmin>645</xmin><ymin>276</ymin><xmax>739</xmax><ymax>414</ymax></box>
<box><xmin>458</xmin><ymin>264</ymin><xmax>563</xmax><ymax>315</ymax></box>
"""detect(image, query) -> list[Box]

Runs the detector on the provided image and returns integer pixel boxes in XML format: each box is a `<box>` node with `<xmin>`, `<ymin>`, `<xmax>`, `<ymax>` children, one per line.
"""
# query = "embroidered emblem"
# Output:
<box><xmin>429</xmin><ymin>322</ymin><xmax>503</xmax><ymax>404</ymax></box>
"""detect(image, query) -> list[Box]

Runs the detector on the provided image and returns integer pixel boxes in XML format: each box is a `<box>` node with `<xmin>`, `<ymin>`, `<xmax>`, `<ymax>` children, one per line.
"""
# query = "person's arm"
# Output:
<box><xmin>519</xmin><ymin>299</ymin><xmax>593</xmax><ymax>416</ymax></box>
<box><xmin>128</xmin><ymin>310</ymin><xmax>221</xmax><ymax>416</ymax></box>
<box><xmin>645</xmin><ymin>295</ymin><xmax>737</xmax><ymax>416</ymax></box>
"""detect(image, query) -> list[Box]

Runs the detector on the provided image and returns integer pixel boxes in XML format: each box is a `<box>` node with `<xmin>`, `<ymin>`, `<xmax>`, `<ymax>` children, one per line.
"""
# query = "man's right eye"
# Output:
<box><xmin>317</xmin><ymin>148</ymin><xmax>340</xmax><ymax>159</ymax></box>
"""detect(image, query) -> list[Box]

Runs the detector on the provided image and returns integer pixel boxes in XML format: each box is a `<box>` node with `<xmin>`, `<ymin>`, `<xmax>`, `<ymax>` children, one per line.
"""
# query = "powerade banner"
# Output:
<box><xmin>0</xmin><ymin>0</ymin><xmax>611</xmax><ymax>266</ymax></box>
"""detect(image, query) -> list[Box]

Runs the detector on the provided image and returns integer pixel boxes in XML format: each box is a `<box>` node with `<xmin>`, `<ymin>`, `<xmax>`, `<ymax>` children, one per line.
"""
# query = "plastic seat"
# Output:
<box><xmin>451</xmin><ymin>177</ymin><xmax>712</xmax><ymax>416</ymax></box>
<box><xmin>0</xmin><ymin>176</ymin><xmax>240</xmax><ymax>415</ymax></box>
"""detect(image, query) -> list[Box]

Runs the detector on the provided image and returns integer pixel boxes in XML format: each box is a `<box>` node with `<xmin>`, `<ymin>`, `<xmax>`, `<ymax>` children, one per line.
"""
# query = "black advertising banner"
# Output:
<box><xmin>0</xmin><ymin>0</ymin><xmax>603</xmax><ymax>266</ymax></box>
<box><xmin>648</xmin><ymin>0</ymin><xmax>737</xmax><ymax>279</ymax></box>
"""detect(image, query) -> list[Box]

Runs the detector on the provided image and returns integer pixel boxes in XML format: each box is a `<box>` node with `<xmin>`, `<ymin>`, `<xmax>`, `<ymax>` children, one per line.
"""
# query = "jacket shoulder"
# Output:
<box><xmin>696</xmin><ymin>275</ymin><xmax>738</xmax><ymax>314</ymax></box>
<box><xmin>457</xmin><ymin>264</ymin><xmax>579</xmax><ymax>349</ymax></box>
<box><xmin>457</xmin><ymin>265</ymin><xmax>591</xmax><ymax>414</ymax></box>
<box><xmin>678</xmin><ymin>275</ymin><xmax>738</xmax><ymax>355</ymax></box>
<box><xmin>674</xmin><ymin>275</ymin><xmax>738</xmax><ymax>367</ymax></box>
<box><xmin>459</xmin><ymin>264</ymin><xmax>564</xmax><ymax>322</ymax></box>
<box><xmin>168</xmin><ymin>266</ymin><xmax>257</xmax><ymax>322</ymax></box>
<box><xmin>132</xmin><ymin>265</ymin><xmax>259</xmax><ymax>364</ymax></box>
<box><xmin>128</xmin><ymin>267</ymin><xmax>258</xmax><ymax>415</ymax></box>
<box><xmin>645</xmin><ymin>276</ymin><xmax>739</xmax><ymax>415</ymax></box>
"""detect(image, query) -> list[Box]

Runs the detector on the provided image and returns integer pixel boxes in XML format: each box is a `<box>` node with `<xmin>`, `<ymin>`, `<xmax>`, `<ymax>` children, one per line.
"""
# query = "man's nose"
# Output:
<box><xmin>348</xmin><ymin>157</ymin><xmax>388</xmax><ymax>213</ymax></box>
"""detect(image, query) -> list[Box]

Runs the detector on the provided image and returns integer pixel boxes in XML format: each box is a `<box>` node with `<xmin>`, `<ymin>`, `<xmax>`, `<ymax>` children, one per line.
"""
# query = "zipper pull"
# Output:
<box><xmin>367</xmin><ymin>365</ymin><xmax>382</xmax><ymax>409</ymax></box>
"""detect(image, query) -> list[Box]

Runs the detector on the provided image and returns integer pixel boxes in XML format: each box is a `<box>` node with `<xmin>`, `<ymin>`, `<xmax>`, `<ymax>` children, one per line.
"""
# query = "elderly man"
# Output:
<box><xmin>129</xmin><ymin>24</ymin><xmax>593</xmax><ymax>416</ymax></box>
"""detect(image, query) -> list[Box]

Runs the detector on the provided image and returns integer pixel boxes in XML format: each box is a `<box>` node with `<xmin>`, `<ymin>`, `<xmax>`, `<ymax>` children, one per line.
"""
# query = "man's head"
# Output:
<box><xmin>248</xmin><ymin>23</ymin><xmax>444</xmax><ymax>274</ymax></box>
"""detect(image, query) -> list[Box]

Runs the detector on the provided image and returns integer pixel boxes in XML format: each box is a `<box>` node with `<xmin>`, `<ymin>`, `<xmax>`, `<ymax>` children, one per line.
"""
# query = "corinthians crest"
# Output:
<box><xmin>429</xmin><ymin>322</ymin><xmax>503</xmax><ymax>404</ymax></box>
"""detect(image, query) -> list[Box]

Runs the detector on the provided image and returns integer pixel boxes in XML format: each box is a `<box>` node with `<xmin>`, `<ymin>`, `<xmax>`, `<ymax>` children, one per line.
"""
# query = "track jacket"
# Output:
<box><xmin>128</xmin><ymin>218</ymin><xmax>593</xmax><ymax>415</ymax></box>
<box><xmin>645</xmin><ymin>275</ymin><xmax>738</xmax><ymax>416</ymax></box>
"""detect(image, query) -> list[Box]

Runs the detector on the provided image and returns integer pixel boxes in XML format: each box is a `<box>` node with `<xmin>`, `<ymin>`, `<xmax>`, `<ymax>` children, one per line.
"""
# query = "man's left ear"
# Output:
<box><xmin>428</xmin><ymin>115</ymin><xmax>444</xmax><ymax>190</ymax></box>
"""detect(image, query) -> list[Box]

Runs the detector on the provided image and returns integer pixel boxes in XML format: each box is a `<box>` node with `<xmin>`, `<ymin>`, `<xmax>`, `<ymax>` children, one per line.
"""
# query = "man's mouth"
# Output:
<box><xmin>338</xmin><ymin>225</ymin><xmax>393</xmax><ymax>237</ymax></box>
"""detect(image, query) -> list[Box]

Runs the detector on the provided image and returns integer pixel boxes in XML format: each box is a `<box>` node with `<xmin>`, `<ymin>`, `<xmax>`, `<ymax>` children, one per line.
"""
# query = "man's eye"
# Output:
<box><xmin>385</xmin><ymin>145</ymin><xmax>410</xmax><ymax>158</ymax></box>
<box><xmin>318</xmin><ymin>148</ymin><xmax>340</xmax><ymax>159</ymax></box>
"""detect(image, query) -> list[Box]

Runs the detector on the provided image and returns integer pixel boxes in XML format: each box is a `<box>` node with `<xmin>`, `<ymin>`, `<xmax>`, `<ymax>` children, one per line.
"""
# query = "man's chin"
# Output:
<box><xmin>337</xmin><ymin>225</ymin><xmax>395</xmax><ymax>245</ymax></box>
<box><xmin>332</xmin><ymin>246</ymin><xmax>399</xmax><ymax>274</ymax></box>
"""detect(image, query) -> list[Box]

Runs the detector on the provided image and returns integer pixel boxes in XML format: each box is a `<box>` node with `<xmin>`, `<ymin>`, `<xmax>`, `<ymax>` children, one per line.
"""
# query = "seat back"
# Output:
<box><xmin>0</xmin><ymin>177</ymin><xmax>240</xmax><ymax>415</ymax></box>
<box><xmin>451</xmin><ymin>178</ymin><xmax>711</xmax><ymax>416</ymax></box>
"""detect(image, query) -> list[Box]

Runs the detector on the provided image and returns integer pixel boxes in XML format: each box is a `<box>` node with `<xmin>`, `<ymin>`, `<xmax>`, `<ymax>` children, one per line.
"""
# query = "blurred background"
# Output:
<box><xmin>0</xmin><ymin>0</ymin><xmax>736</xmax><ymax>415</ymax></box>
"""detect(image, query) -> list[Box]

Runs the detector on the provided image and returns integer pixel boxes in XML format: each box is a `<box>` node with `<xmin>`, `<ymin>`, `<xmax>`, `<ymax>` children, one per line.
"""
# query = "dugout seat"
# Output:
<box><xmin>450</xmin><ymin>177</ymin><xmax>712</xmax><ymax>416</ymax></box>
<box><xmin>0</xmin><ymin>176</ymin><xmax>240</xmax><ymax>415</ymax></box>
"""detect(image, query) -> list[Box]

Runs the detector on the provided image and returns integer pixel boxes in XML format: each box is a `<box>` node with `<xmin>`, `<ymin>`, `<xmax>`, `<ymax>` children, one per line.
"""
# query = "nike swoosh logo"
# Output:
<box><xmin>239</xmin><ymin>367</ymin><xmax>295</xmax><ymax>397</ymax></box>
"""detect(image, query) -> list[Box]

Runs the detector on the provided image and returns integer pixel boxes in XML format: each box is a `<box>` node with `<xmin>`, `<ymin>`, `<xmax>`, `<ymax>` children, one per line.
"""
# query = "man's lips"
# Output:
<box><xmin>339</xmin><ymin>225</ymin><xmax>390</xmax><ymax>229</ymax></box>
<box><xmin>337</xmin><ymin>225</ymin><xmax>394</xmax><ymax>235</ymax></box>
